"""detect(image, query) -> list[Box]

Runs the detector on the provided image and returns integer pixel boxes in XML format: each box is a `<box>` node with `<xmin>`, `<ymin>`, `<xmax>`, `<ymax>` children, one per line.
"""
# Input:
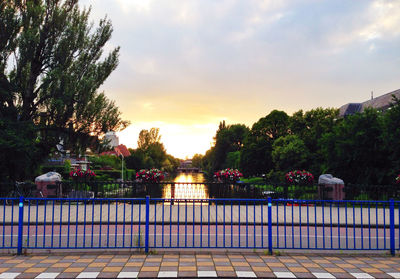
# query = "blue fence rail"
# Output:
<box><xmin>0</xmin><ymin>197</ymin><xmax>398</xmax><ymax>255</ymax></box>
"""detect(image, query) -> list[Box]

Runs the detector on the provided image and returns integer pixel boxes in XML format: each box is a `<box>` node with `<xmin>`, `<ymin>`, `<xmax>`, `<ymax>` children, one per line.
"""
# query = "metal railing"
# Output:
<box><xmin>0</xmin><ymin>197</ymin><xmax>399</xmax><ymax>255</ymax></box>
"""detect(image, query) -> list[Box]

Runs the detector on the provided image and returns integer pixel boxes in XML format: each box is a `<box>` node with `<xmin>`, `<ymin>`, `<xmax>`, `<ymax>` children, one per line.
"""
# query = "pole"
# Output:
<box><xmin>17</xmin><ymin>196</ymin><xmax>24</xmax><ymax>255</ymax></box>
<box><xmin>145</xmin><ymin>195</ymin><xmax>150</xmax><ymax>253</ymax></box>
<box><xmin>390</xmin><ymin>199</ymin><xmax>395</xmax><ymax>256</ymax></box>
<box><xmin>121</xmin><ymin>155</ymin><xmax>124</xmax><ymax>181</ymax></box>
<box><xmin>268</xmin><ymin>197</ymin><xmax>273</xmax><ymax>254</ymax></box>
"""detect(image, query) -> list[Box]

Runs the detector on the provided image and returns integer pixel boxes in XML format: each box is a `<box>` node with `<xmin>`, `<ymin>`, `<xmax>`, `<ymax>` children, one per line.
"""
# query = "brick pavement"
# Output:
<box><xmin>0</xmin><ymin>252</ymin><xmax>398</xmax><ymax>278</ymax></box>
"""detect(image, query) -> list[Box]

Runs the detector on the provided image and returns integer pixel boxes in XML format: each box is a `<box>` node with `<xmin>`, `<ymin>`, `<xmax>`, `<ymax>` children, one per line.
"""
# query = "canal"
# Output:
<box><xmin>162</xmin><ymin>173</ymin><xmax>208</xmax><ymax>199</ymax></box>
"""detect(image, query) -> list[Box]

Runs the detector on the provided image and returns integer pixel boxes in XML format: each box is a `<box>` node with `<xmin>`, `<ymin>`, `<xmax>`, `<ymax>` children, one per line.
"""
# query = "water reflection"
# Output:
<box><xmin>162</xmin><ymin>173</ymin><xmax>208</xmax><ymax>199</ymax></box>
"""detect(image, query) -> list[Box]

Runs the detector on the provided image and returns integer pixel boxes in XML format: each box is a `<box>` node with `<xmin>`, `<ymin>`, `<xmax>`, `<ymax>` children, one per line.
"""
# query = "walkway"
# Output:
<box><xmin>0</xmin><ymin>252</ymin><xmax>399</xmax><ymax>278</ymax></box>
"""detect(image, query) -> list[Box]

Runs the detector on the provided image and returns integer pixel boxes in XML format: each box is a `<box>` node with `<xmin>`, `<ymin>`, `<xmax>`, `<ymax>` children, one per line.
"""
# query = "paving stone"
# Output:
<box><xmin>142</xmin><ymin>262</ymin><xmax>160</xmax><ymax>267</ymax></box>
<box><xmin>0</xmin><ymin>273</ymin><xmax>20</xmax><ymax>279</ymax></box>
<box><xmin>117</xmin><ymin>271</ymin><xmax>139</xmax><ymax>278</ymax></box>
<box><xmin>270</xmin><ymin>267</ymin><xmax>291</xmax><ymax>272</ymax></box>
<box><xmin>197</xmin><ymin>266</ymin><xmax>216</xmax><ymax>271</ymax></box>
<box><xmin>35</xmin><ymin>273</ymin><xmax>60</xmax><ymax>279</ymax></box>
<box><xmin>43</xmin><ymin>268</ymin><xmax>65</xmax><ymax>273</ymax></box>
<box><xmin>54</xmin><ymin>272</ymin><xmax>79</xmax><ymax>279</ymax></box>
<box><xmin>141</xmin><ymin>266</ymin><xmax>159</xmax><ymax>272</ymax></box>
<box><xmin>370</xmin><ymin>273</ymin><xmax>392</xmax><ymax>279</ymax></box>
<box><xmin>350</xmin><ymin>273</ymin><xmax>375</xmax><ymax>279</ymax></box>
<box><xmin>76</xmin><ymin>272</ymin><xmax>99</xmax><ymax>278</ymax></box>
<box><xmin>106</xmin><ymin>262</ymin><xmax>126</xmax><ymax>267</ymax></box>
<box><xmin>236</xmin><ymin>271</ymin><xmax>257</xmax><ymax>278</ymax></box>
<box><xmin>97</xmin><ymin>272</ymin><xmax>118</xmax><ymax>278</ymax></box>
<box><xmin>331</xmin><ymin>272</ymin><xmax>352</xmax><ymax>278</ymax></box>
<box><xmin>293</xmin><ymin>272</ymin><xmax>315</xmax><ymax>278</ymax></box>
<box><xmin>312</xmin><ymin>272</ymin><xmax>335</xmax><ymax>278</ymax></box>
<box><xmin>138</xmin><ymin>271</ymin><xmax>159</xmax><ymax>277</ymax></box>
<box><xmin>216</xmin><ymin>271</ymin><xmax>237</xmax><ymax>277</ymax></box>
<box><xmin>158</xmin><ymin>271</ymin><xmax>178</xmax><ymax>278</ymax></box>
<box><xmin>197</xmin><ymin>271</ymin><xmax>217</xmax><ymax>277</ymax></box>
<box><xmin>178</xmin><ymin>266</ymin><xmax>196</xmax><ymax>272</ymax></box>
<box><xmin>274</xmin><ymin>271</ymin><xmax>296</xmax><ymax>278</ymax></box>
<box><xmin>159</xmin><ymin>266</ymin><xmax>178</xmax><ymax>272</ymax></box>
<box><xmin>233</xmin><ymin>266</ymin><xmax>253</xmax><ymax>272</ymax></box>
<box><xmin>121</xmin><ymin>267</ymin><xmax>141</xmax><ymax>273</ymax></box>
<box><xmin>285</xmin><ymin>263</ymin><xmax>303</xmax><ymax>267</ymax></box>
<box><xmin>177</xmin><ymin>271</ymin><xmax>196</xmax><ymax>277</ymax></box>
<box><xmin>16</xmin><ymin>273</ymin><xmax>40</xmax><ymax>279</ymax></box>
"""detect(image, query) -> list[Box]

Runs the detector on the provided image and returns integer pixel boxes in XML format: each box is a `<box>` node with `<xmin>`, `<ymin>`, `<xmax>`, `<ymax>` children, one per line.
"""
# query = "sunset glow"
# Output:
<box><xmin>81</xmin><ymin>0</ymin><xmax>400</xmax><ymax>159</ymax></box>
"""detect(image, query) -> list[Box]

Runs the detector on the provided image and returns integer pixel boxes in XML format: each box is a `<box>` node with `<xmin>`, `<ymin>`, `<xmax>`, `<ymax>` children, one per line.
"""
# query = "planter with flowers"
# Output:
<box><xmin>136</xmin><ymin>169</ymin><xmax>165</xmax><ymax>183</ymax></box>
<box><xmin>135</xmin><ymin>169</ymin><xmax>165</xmax><ymax>197</ymax></box>
<box><xmin>69</xmin><ymin>169</ymin><xmax>96</xmax><ymax>192</ymax></box>
<box><xmin>214</xmin><ymin>168</ymin><xmax>243</xmax><ymax>183</ymax></box>
<box><xmin>285</xmin><ymin>170</ymin><xmax>314</xmax><ymax>201</ymax></box>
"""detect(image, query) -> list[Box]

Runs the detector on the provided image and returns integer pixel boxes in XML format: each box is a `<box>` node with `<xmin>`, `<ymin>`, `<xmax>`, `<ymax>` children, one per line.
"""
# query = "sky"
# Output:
<box><xmin>81</xmin><ymin>0</ymin><xmax>400</xmax><ymax>159</ymax></box>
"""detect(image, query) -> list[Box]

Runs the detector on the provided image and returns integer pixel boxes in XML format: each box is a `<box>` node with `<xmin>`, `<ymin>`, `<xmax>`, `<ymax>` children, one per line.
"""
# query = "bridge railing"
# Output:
<box><xmin>0</xmin><ymin>197</ymin><xmax>398</xmax><ymax>255</ymax></box>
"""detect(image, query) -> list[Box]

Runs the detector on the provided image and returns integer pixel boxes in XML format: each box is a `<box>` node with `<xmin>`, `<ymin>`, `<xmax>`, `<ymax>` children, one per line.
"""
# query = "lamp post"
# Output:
<box><xmin>121</xmin><ymin>154</ymin><xmax>124</xmax><ymax>181</ymax></box>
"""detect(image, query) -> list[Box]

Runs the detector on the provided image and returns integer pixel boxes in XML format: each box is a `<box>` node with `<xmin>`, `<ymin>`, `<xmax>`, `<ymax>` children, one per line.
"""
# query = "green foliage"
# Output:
<box><xmin>272</xmin><ymin>135</ymin><xmax>310</xmax><ymax>172</ymax></box>
<box><xmin>320</xmin><ymin>109</ymin><xmax>386</xmax><ymax>184</ymax></box>
<box><xmin>201</xmin><ymin>122</ymin><xmax>249</xmax><ymax>175</ymax></box>
<box><xmin>137</xmin><ymin>128</ymin><xmax>162</xmax><ymax>150</ymax></box>
<box><xmin>225</xmin><ymin>151</ymin><xmax>240</xmax><ymax>169</ymax></box>
<box><xmin>95</xmin><ymin>170</ymin><xmax>122</xmax><ymax>180</ymax></box>
<box><xmin>125</xmin><ymin>129</ymin><xmax>180</xmax><ymax>173</ymax></box>
<box><xmin>0</xmin><ymin>0</ymin><xmax>128</xmax><ymax>180</ymax></box>
<box><xmin>89</xmin><ymin>155</ymin><xmax>121</xmax><ymax>170</ymax></box>
<box><xmin>239</xmin><ymin>110</ymin><xmax>289</xmax><ymax>176</ymax></box>
<box><xmin>126</xmin><ymin>169</ymin><xmax>135</xmax><ymax>180</ymax></box>
<box><xmin>191</xmin><ymin>154</ymin><xmax>203</xmax><ymax>168</ymax></box>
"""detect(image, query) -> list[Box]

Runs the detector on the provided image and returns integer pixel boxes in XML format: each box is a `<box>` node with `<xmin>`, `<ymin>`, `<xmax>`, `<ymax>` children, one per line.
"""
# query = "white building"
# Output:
<box><xmin>104</xmin><ymin>131</ymin><xmax>119</xmax><ymax>148</ymax></box>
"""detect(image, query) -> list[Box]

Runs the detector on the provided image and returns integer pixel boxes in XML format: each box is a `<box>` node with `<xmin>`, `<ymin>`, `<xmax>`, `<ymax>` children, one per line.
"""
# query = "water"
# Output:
<box><xmin>162</xmin><ymin>173</ymin><xmax>208</xmax><ymax>199</ymax></box>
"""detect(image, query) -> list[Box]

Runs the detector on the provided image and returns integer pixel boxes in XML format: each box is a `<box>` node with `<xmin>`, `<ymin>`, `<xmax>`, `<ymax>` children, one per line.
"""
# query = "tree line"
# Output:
<box><xmin>194</xmin><ymin>99</ymin><xmax>400</xmax><ymax>185</ymax></box>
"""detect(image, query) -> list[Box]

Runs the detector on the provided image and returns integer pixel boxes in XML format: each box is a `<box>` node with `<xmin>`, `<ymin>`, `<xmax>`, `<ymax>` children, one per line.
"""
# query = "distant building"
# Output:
<box><xmin>339</xmin><ymin>89</ymin><xmax>400</xmax><ymax>117</ymax></box>
<box><xmin>104</xmin><ymin>131</ymin><xmax>119</xmax><ymax>148</ymax></box>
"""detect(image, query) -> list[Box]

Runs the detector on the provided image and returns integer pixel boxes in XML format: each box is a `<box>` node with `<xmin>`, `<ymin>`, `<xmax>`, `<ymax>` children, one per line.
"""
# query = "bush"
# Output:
<box><xmin>95</xmin><ymin>170</ymin><xmax>121</xmax><ymax>180</ymax></box>
<box><xmin>126</xmin><ymin>169</ymin><xmax>135</xmax><ymax>180</ymax></box>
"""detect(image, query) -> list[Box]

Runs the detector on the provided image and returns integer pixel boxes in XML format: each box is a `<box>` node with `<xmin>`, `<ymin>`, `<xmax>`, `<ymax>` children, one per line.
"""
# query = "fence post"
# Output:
<box><xmin>267</xmin><ymin>197</ymin><xmax>273</xmax><ymax>255</ymax></box>
<box><xmin>17</xmin><ymin>196</ymin><xmax>24</xmax><ymax>255</ymax></box>
<box><xmin>145</xmin><ymin>195</ymin><xmax>150</xmax><ymax>253</ymax></box>
<box><xmin>390</xmin><ymin>199</ymin><xmax>395</xmax><ymax>256</ymax></box>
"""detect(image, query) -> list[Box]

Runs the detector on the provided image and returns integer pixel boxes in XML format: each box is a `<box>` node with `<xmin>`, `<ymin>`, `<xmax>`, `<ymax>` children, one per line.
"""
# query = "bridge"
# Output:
<box><xmin>177</xmin><ymin>167</ymin><xmax>201</xmax><ymax>173</ymax></box>
<box><xmin>178</xmin><ymin>159</ymin><xmax>201</xmax><ymax>173</ymax></box>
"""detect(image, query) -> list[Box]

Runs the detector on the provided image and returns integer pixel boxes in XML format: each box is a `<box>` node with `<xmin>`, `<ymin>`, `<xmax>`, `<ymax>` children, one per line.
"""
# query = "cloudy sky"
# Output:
<box><xmin>81</xmin><ymin>0</ymin><xmax>400</xmax><ymax>159</ymax></box>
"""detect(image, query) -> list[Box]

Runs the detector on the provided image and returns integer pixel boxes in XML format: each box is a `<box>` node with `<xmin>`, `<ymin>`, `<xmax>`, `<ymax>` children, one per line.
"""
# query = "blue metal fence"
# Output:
<box><xmin>0</xmin><ymin>197</ymin><xmax>398</xmax><ymax>255</ymax></box>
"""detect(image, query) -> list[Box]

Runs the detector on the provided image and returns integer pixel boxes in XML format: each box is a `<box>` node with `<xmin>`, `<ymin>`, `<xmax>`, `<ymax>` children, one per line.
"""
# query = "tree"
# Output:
<box><xmin>239</xmin><ymin>110</ymin><xmax>289</xmax><ymax>176</ymax></box>
<box><xmin>320</xmin><ymin>109</ymin><xmax>386</xmax><ymax>184</ymax></box>
<box><xmin>191</xmin><ymin>154</ymin><xmax>203</xmax><ymax>168</ymax></box>
<box><xmin>382</xmin><ymin>96</ymin><xmax>400</xmax><ymax>182</ymax></box>
<box><xmin>211</xmin><ymin>123</ymin><xmax>249</xmax><ymax>172</ymax></box>
<box><xmin>137</xmin><ymin>128</ymin><xmax>162</xmax><ymax>150</ymax></box>
<box><xmin>252</xmin><ymin>110</ymin><xmax>289</xmax><ymax>140</ymax></box>
<box><xmin>271</xmin><ymin>135</ymin><xmax>310</xmax><ymax>172</ymax></box>
<box><xmin>289</xmin><ymin>108</ymin><xmax>338</xmax><ymax>174</ymax></box>
<box><xmin>0</xmin><ymin>0</ymin><xmax>128</xmax><ymax>180</ymax></box>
